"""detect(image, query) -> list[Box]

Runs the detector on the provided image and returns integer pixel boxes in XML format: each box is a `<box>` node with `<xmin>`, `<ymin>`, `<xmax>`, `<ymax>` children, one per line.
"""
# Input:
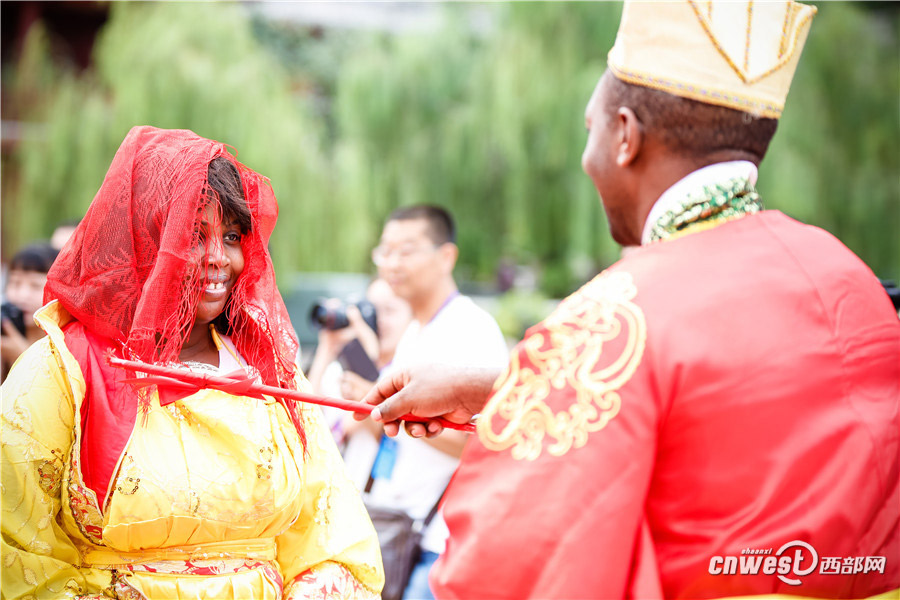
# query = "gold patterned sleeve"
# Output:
<box><xmin>1</xmin><ymin>338</ymin><xmax>105</xmax><ymax>599</ymax></box>
<box><xmin>276</xmin><ymin>377</ymin><xmax>384</xmax><ymax>600</ymax></box>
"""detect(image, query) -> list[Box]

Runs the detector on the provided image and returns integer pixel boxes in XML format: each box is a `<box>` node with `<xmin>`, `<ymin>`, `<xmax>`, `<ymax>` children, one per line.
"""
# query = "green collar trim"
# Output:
<box><xmin>649</xmin><ymin>176</ymin><xmax>763</xmax><ymax>243</ymax></box>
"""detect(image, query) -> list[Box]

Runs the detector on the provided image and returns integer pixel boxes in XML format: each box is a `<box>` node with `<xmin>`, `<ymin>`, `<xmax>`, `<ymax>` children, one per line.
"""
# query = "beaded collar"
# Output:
<box><xmin>648</xmin><ymin>176</ymin><xmax>763</xmax><ymax>243</ymax></box>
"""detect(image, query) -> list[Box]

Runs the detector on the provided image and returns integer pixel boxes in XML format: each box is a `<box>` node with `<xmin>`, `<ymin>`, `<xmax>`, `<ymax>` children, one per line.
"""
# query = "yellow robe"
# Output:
<box><xmin>1</xmin><ymin>302</ymin><xmax>384</xmax><ymax>599</ymax></box>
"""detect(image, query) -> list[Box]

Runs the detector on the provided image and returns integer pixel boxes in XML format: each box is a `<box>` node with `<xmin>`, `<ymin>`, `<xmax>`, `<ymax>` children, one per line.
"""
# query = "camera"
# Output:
<box><xmin>309</xmin><ymin>297</ymin><xmax>378</xmax><ymax>333</ymax></box>
<box><xmin>881</xmin><ymin>279</ymin><xmax>900</xmax><ymax>311</ymax></box>
<box><xmin>1</xmin><ymin>302</ymin><xmax>27</xmax><ymax>336</ymax></box>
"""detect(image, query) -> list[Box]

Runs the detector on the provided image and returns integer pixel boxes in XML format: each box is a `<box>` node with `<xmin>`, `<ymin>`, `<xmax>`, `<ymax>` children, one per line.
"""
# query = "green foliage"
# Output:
<box><xmin>3</xmin><ymin>1</ymin><xmax>897</xmax><ymax>295</ymax></box>
<box><xmin>493</xmin><ymin>289</ymin><xmax>557</xmax><ymax>341</ymax></box>
<box><xmin>331</xmin><ymin>3</ymin><xmax>624</xmax><ymax>294</ymax></box>
<box><xmin>3</xmin><ymin>2</ymin><xmax>331</xmax><ymax>278</ymax></box>
<box><xmin>1</xmin><ymin>22</ymin><xmax>70</xmax><ymax>246</ymax></box>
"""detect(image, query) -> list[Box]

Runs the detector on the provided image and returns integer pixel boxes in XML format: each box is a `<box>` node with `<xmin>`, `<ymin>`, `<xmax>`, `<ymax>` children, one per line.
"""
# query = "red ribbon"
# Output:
<box><xmin>106</xmin><ymin>355</ymin><xmax>475</xmax><ymax>433</ymax></box>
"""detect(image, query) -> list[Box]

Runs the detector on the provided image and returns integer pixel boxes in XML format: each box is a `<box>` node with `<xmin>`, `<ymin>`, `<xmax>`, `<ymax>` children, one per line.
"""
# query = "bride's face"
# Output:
<box><xmin>191</xmin><ymin>203</ymin><xmax>245</xmax><ymax>328</ymax></box>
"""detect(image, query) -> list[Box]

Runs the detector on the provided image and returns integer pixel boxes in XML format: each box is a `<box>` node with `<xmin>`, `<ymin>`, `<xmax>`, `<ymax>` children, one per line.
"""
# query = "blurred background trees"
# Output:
<box><xmin>2</xmin><ymin>1</ymin><xmax>898</xmax><ymax>306</ymax></box>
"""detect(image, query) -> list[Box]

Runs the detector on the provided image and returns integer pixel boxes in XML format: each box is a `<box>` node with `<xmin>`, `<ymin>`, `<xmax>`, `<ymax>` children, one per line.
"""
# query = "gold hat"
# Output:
<box><xmin>607</xmin><ymin>0</ymin><xmax>816</xmax><ymax>119</ymax></box>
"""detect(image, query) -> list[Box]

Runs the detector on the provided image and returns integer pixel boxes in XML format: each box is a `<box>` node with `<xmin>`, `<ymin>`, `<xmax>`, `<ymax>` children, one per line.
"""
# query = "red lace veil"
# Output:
<box><xmin>47</xmin><ymin>126</ymin><xmax>298</xmax><ymax>382</ymax></box>
<box><xmin>45</xmin><ymin>127</ymin><xmax>302</xmax><ymax>504</ymax></box>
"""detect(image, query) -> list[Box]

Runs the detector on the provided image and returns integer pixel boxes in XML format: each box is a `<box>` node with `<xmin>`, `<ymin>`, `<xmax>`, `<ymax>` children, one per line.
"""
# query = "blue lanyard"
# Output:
<box><xmin>425</xmin><ymin>290</ymin><xmax>459</xmax><ymax>326</ymax></box>
<box><xmin>371</xmin><ymin>435</ymin><xmax>399</xmax><ymax>480</ymax></box>
<box><xmin>370</xmin><ymin>291</ymin><xmax>460</xmax><ymax>481</ymax></box>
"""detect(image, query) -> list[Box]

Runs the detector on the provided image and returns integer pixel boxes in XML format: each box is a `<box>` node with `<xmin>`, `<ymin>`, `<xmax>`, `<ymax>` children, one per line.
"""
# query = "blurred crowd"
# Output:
<box><xmin>307</xmin><ymin>205</ymin><xmax>509</xmax><ymax>600</ymax></box>
<box><xmin>0</xmin><ymin>221</ymin><xmax>76</xmax><ymax>381</ymax></box>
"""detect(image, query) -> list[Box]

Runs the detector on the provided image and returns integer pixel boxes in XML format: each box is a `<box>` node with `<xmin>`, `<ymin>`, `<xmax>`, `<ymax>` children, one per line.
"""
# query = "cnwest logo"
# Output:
<box><xmin>708</xmin><ymin>540</ymin><xmax>886</xmax><ymax>586</ymax></box>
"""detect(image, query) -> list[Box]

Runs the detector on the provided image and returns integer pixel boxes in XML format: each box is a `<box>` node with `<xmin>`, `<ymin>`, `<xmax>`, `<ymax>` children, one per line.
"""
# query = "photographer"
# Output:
<box><xmin>1</xmin><ymin>243</ymin><xmax>58</xmax><ymax>381</ymax></box>
<box><xmin>307</xmin><ymin>278</ymin><xmax>412</xmax><ymax>486</ymax></box>
<box><xmin>368</xmin><ymin>205</ymin><xmax>509</xmax><ymax>600</ymax></box>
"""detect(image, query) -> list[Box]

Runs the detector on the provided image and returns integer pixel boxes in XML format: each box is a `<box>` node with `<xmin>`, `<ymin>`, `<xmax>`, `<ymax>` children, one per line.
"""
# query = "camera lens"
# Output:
<box><xmin>1</xmin><ymin>302</ymin><xmax>27</xmax><ymax>336</ymax></box>
<box><xmin>308</xmin><ymin>301</ymin><xmax>350</xmax><ymax>331</ymax></box>
<box><xmin>355</xmin><ymin>299</ymin><xmax>378</xmax><ymax>335</ymax></box>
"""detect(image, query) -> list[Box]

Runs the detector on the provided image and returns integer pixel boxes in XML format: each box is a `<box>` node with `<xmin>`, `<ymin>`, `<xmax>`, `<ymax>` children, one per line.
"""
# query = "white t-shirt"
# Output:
<box><xmin>366</xmin><ymin>294</ymin><xmax>509</xmax><ymax>554</ymax></box>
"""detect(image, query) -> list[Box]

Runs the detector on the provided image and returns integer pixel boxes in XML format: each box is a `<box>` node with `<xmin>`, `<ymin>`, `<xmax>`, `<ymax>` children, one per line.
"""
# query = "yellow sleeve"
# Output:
<box><xmin>1</xmin><ymin>338</ymin><xmax>108</xmax><ymax>599</ymax></box>
<box><xmin>276</xmin><ymin>376</ymin><xmax>384</xmax><ymax>599</ymax></box>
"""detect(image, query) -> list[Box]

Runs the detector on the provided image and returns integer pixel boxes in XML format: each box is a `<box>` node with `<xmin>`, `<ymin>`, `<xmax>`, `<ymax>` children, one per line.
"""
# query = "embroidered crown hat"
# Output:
<box><xmin>607</xmin><ymin>0</ymin><xmax>816</xmax><ymax>118</ymax></box>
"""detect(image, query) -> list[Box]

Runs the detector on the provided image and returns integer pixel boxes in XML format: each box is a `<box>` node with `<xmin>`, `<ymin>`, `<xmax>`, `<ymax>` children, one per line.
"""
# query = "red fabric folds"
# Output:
<box><xmin>64</xmin><ymin>322</ymin><xmax>137</xmax><ymax>509</ymax></box>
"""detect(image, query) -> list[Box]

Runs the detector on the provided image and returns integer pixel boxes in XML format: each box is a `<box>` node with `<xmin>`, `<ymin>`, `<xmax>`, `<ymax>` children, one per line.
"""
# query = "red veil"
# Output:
<box><xmin>44</xmin><ymin>127</ymin><xmax>302</xmax><ymax>506</ymax></box>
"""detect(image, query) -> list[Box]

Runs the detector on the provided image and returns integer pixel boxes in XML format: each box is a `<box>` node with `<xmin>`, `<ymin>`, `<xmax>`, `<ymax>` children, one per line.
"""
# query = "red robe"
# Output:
<box><xmin>432</xmin><ymin>211</ymin><xmax>899</xmax><ymax>599</ymax></box>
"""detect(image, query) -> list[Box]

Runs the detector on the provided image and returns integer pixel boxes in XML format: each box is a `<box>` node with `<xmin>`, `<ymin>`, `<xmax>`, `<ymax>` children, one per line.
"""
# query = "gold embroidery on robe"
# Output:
<box><xmin>479</xmin><ymin>271</ymin><xmax>647</xmax><ymax>460</ymax></box>
<box><xmin>37</xmin><ymin>449</ymin><xmax>64</xmax><ymax>496</ymax></box>
<box><xmin>67</xmin><ymin>449</ymin><xmax>105</xmax><ymax>544</ymax></box>
<box><xmin>285</xmin><ymin>562</ymin><xmax>380</xmax><ymax>600</ymax></box>
<box><xmin>256</xmin><ymin>445</ymin><xmax>274</xmax><ymax>480</ymax></box>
